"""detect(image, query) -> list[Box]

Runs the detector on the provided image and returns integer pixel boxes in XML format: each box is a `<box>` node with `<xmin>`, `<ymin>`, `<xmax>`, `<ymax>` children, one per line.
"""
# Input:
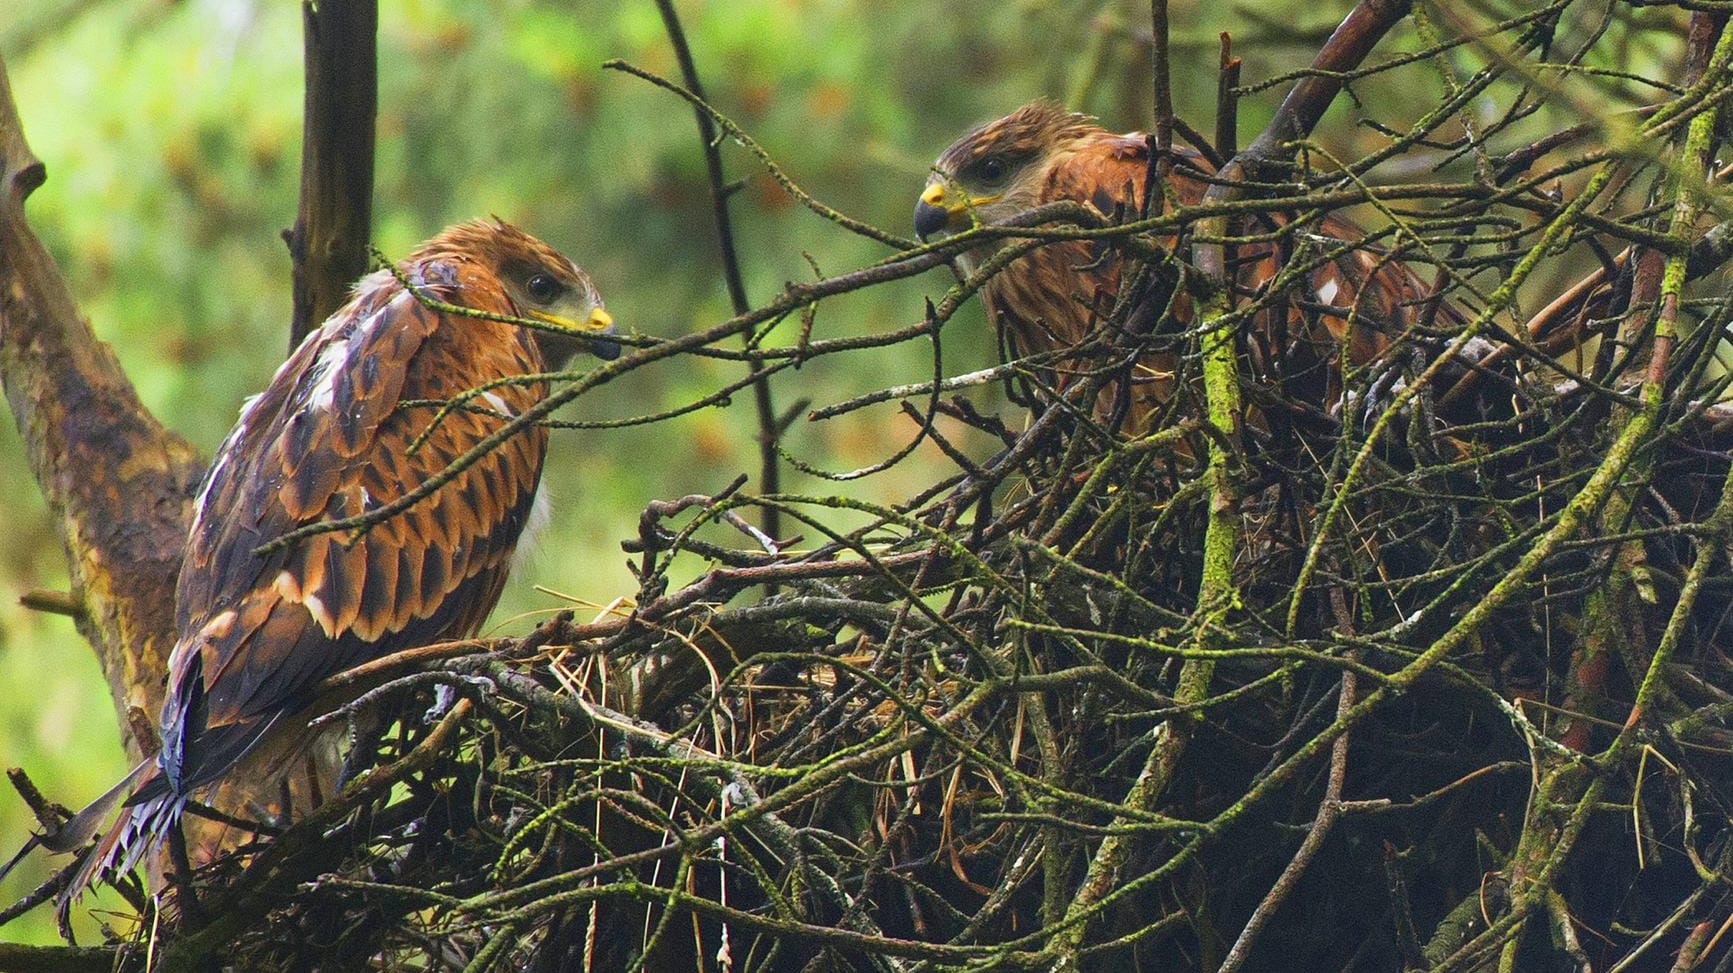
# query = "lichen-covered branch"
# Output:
<box><xmin>9</xmin><ymin>3</ymin><xmax>1733</xmax><ymax>971</ymax></box>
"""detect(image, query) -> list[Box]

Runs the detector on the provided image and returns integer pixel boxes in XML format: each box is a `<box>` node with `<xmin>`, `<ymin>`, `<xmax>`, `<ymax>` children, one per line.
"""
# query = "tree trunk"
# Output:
<box><xmin>0</xmin><ymin>52</ymin><xmax>202</xmax><ymax>763</ymax></box>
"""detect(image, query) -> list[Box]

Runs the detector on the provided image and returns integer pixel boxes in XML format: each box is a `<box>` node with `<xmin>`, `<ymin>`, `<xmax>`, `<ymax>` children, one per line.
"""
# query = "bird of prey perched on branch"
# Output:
<box><xmin>914</xmin><ymin>100</ymin><xmax>1460</xmax><ymax>435</ymax></box>
<box><xmin>3</xmin><ymin>218</ymin><xmax>618</xmax><ymax>911</ymax></box>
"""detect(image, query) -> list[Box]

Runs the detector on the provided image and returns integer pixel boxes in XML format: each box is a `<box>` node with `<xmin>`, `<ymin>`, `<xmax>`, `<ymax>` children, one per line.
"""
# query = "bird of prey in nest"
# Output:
<box><xmin>914</xmin><ymin>100</ymin><xmax>1468</xmax><ymax>436</ymax></box>
<box><xmin>4</xmin><ymin>218</ymin><xmax>618</xmax><ymax>914</ymax></box>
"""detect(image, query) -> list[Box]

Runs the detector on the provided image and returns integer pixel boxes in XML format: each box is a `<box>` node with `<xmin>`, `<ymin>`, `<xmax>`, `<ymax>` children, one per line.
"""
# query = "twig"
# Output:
<box><xmin>1144</xmin><ymin>0</ymin><xmax>1174</xmax><ymax>220</ymax></box>
<box><xmin>17</xmin><ymin>589</ymin><xmax>80</xmax><ymax>619</ymax></box>
<box><xmin>1216</xmin><ymin>32</ymin><xmax>1242</xmax><ymax>159</ymax></box>
<box><xmin>152</xmin><ymin>700</ymin><xmax>476</xmax><ymax>972</ymax></box>
<box><xmin>5</xmin><ymin>768</ymin><xmax>68</xmax><ymax>835</ymax></box>
<box><xmin>1217</xmin><ymin>593</ymin><xmax>1360</xmax><ymax>973</ymax></box>
<box><xmin>650</xmin><ymin>0</ymin><xmax>781</xmax><ymax>546</ymax></box>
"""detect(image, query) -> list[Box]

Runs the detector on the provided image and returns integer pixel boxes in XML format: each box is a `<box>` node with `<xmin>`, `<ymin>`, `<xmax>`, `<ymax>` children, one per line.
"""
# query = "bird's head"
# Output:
<box><xmin>432</xmin><ymin>218</ymin><xmax>620</xmax><ymax>366</ymax></box>
<box><xmin>914</xmin><ymin>100</ymin><xmax>1098</xmax><ymax>268</ymax></box>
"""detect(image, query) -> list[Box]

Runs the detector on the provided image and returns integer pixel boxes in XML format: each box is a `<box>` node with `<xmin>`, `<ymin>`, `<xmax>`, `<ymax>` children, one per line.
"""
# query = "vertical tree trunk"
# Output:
<box><xmin>284</xmin><ymin>0</ymin><xmax>377</xmax><ymax>349</ymax></box>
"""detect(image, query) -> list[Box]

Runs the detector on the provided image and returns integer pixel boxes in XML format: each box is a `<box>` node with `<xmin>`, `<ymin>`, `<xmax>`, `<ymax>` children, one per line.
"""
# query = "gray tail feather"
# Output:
<box><xmin>0</xmin><ymin>834</ymin><xmax>42</xmax><ymax>888</ymax></box>
<box><xmin>55</xmin><ymin>789</ymin><xmax>186</xmax><ymax>922</ymax></box>
<box><xmin>0</xmin><ymin>759</ymin><xmax>151</xmax><ymax>889</ymax></box>
<box><xmin>38</xmin><ymin>760</ymin><xmax>153</xmax><ymax>855</ymax></box>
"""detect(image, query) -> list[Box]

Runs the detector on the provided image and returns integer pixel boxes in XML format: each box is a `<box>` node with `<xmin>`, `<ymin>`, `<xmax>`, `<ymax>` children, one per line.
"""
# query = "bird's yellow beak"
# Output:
<box><xmin>914</xmin><ymin>181</ymin><xmax>1000</xmax><ymax>240</ymax></box>
<box><xmin>528</xmin><ymin>306</ymin><xmax>620</xmax><ymax>360</ymax></box>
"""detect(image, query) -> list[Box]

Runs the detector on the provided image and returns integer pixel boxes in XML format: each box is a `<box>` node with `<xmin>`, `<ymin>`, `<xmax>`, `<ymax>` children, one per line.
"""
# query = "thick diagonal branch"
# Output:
<box><xmin>0</xmin><ymin>52</ymin><xmax>202</xmax><ymax>756</ymax></box>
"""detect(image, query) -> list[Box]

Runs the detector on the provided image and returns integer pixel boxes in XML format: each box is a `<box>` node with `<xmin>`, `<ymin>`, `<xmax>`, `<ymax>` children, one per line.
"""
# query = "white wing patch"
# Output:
<box><xmin>350</xmin><ymin>268</ymin><xmax>397</xmax><ymax>299</ymax></box>
<box><xmin>306</xmin><ymin>338</ymin><xmax>351</xmax><ymax>412</ymax></box>
<box><xmin>304</xmin><ymin>292</ymin><xmax>411</xmax><ymax>413</ymax></box>
<box><xmin>190</xmin><ymin>451</ymin><xmax>231</xmax><ymax>537</ymax></box>
<box><xmin>1316</xmin><ymin>279</ymin><xmax>1340</xmax><ymax>305</ymax></box>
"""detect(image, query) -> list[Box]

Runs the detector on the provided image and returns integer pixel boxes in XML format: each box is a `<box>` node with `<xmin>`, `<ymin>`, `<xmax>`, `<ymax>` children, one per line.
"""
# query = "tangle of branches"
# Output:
<box><xmin>15</xmin><ymin>3</ymin><xmax>1733</xmax><ymax>972</ymax></box>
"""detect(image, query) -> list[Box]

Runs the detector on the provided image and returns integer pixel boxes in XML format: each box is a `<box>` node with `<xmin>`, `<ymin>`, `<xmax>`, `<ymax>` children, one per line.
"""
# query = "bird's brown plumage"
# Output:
<box><xmin>915</xmin><ymin>101</ymin><xmax>1457</xmax><ymax>434</ymax></box>
<box><xmin>6</xmin><ymin>219</ymin><xmax>616</xmax><ymax>911</ymax></box>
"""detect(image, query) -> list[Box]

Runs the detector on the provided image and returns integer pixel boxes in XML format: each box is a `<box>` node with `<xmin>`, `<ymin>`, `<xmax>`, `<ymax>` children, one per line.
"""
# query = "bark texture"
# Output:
<box><xmin>0</xmin><ymin>53</ymin><xmax>202</xmax><ymax>760</ymax></box>
<box><xmin>284</xmin><ymin>0</ymin><xmax>378</xmax><ymax>350</ymax></box>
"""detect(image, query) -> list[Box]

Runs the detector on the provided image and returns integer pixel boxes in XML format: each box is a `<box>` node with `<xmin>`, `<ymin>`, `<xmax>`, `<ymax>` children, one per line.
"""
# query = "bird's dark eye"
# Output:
<box><xmin>976</xmin><ymin>157</ymin><xmax>1008</xmax><ymax>183</ymax></box>
<box><xmin>526</xmin><ymin>273</ymin><xmax>562</xmax><ymax>303</ymax></box>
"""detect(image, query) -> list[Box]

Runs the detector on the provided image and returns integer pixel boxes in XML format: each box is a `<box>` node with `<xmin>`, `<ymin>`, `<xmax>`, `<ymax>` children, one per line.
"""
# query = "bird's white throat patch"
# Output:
<box><xmin>508</xmin><ymin>486</ymin><xmax>554</xmax><ymax>581</ymax></box>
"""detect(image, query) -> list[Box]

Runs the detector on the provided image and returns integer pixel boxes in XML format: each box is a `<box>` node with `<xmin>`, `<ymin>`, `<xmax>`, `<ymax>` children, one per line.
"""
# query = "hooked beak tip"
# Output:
<box><xmin>587</xmin><ymin>308</ymin><xmax>620</xmax><ymax>360</ymax></box>
<box><xmin>913</xmin><ymin>200</ymin><xmax>949</xmax><ymax>241</ymax></box>
<box><xmin>585</xmin><ymin>306</ymin><xmax>619</xmax><ymax>360</ymax></box>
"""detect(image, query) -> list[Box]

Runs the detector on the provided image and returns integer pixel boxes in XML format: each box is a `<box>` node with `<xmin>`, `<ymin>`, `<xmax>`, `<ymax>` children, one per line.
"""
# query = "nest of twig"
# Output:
<box><xmin>17</xmin><ymin>3</ymin><xmax>1733</xmax><ymax>973</ymax></box>
<box><xmin>139</xmin><ymin>336</ymin><xmax>1733</xmax><ymax>972</ymax></box>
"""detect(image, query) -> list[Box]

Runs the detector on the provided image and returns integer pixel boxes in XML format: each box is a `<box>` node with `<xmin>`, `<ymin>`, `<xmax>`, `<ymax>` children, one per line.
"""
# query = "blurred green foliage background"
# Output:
<box><xmin>0</xmin><ymin>0</ymin><xmax>1546</xmax><ymax>945</ymax></box>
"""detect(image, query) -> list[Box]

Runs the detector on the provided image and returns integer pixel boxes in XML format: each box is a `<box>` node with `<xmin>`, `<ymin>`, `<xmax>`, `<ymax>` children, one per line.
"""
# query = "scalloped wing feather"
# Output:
<box><xmin>166</xmin><ymin>259</ymin><xmax>549</xmax><ymax>794</ymax></box>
